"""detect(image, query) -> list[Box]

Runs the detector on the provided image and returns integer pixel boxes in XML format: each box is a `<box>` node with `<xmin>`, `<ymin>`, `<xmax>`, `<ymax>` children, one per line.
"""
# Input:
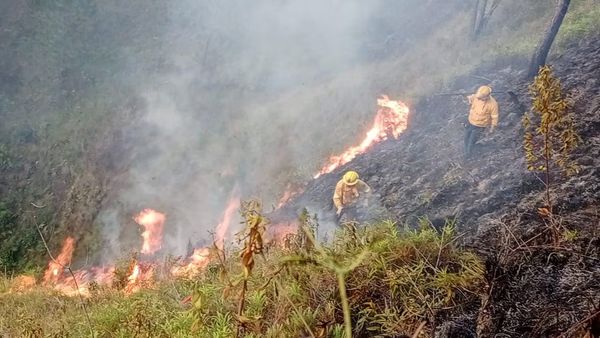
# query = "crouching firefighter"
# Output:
<box><xmin>464</xmin><ymin>85</ymin><xmax>499</xmax><ymax>159</ymax></box>
<box><xmin>333</xmin><ymin>171</ymin><xmax>372</xmax><ymax>224</ymax></box>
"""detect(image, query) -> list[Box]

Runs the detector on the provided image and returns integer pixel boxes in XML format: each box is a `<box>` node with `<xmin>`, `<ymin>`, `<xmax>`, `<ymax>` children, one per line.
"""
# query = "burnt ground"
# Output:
<box><xmin>274</xmin><ymin>36</ymin><xmax>600</xmax><ymax>337</ymax></box>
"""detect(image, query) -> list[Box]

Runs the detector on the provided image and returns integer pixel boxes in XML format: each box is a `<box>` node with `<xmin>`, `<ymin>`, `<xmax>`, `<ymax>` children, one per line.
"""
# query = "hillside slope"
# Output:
<box><xmin>277</xmin><ymin>35</ymin><xmax>600</xmax><ymax>337</ymax></box>
<box><xmin>1</xmin><ymin>0</ymin><xmax>599</xmax><ymax>272</ymax></box>
<box><xmin>281</xmin><ymin>36</ymin><xmax>599</xmax><ymax>231</ymax></box>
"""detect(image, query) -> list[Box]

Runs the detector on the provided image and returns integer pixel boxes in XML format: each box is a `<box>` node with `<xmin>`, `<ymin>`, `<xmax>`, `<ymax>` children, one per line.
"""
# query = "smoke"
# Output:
<box><xmin>97</xmin><ymin>0</ymin><xmax>472</xmax><ymax>256</ymax></box>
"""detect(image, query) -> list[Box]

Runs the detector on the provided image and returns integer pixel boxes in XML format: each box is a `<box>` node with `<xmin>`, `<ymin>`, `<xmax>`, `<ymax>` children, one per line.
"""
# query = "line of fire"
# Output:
<box><xmin>13</xmin><ymin>95</ymin><xmax>410</xmax><ymax>297</ymax></box>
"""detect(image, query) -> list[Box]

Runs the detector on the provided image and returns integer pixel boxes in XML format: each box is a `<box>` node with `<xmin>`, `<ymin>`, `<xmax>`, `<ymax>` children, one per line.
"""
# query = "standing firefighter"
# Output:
<box><xmin>333</xmin><ymin>171</ymin><xmax>371</xmax><ymax>223</ymax></box>
<box><xmin>464</xmin><ymin>85</ymin><xmax>499</xmax><ymax>158</ymax></box>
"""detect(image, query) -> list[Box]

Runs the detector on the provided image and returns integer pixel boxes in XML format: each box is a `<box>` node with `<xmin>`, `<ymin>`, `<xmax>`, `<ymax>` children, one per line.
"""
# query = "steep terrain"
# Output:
<box><xmin>1</xmin><ymin>0</ymin><xmax>599</xmax><ymax>272</ymax></box>
<box><xmin>1</xmin><ymin>2</ymin><xmax>599</xmax><ymax>336</ymax></box>
<box><xmin>277</xmin><ymin>36</ymin><xmax>600</xmax><ymax>337</ymax></box>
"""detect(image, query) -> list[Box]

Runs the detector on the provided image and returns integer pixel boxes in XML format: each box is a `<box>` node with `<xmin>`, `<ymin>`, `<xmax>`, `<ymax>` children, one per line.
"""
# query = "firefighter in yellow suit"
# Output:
<box><xmin>464</xmin><ymin>85</ymin><xmax>499</xmax><ymax>158</ymax></box>
<box><xmin>333</xmin><ymin>171</ymin><xmax>371</xmax><ymax>220</ymax></box>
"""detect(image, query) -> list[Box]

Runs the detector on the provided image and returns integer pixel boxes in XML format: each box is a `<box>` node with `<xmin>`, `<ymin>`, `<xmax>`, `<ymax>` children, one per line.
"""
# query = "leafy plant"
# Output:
<box><xmin>523</xmin><ymin>65</ymin><xmax>580</xmax><ymax>212</ymax></box>
<box><xmin>561</xmin><ymin>229</ymin><xmax>578</xmax><ymax>242</ymax></box>
<box><xmin>234</xmin><ymin>200</ymin><xmax>267</xmax><ymax>337</ymax></box>
<box><xmin>523</xmin><ymin>65</ymin><xmax>580</xmax><ymax>243</ymax></box>
<box><xmin>0</xmin><ymin>216</ymin><xmax>485</xmax><ymax>337</ymax></box>
<box><xmin>284</xmin><ymin>208</ymin><xmax>319</xmax><ymax>252</ymax></box>
<box><xmin>0</xmin><ymin>204</ymin><xmax>32</xmax><ymax>271</ymax></box>
<box><xmin>284</xmin><ymin>223</ymin><xmax>369</xmax><ymax>338</ymax></box>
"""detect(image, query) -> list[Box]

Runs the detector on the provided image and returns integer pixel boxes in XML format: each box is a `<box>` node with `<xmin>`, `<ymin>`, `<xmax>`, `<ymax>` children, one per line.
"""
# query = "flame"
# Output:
<box><xmin>268</xmin><ymin>222</ymin><xmax>298</xmax><ymax>247</ymax></box>
<box><xmin>124</xmin><ymin>208</ymin><xmax>167</xmax><ymax>293</ymax></box>
<box><xmin>89</xmin><ymin>266</ymin><xmax>116</xmax><ymax>287</ymax></box>
<box><xmin>20</xmin><ymin>209</ymin><xmax>169</xmax><ymax>297</ymax></box>
<box><xmin>19</xmin><ymin>201</ymin><xmax>250</xmax><ymax>296</ymax></box>
<box><xmin>189</xmin><ymin>247</ymin><xmax>211</xmax><ymax>268</ymax></box>
<box><xmin>125</xmin><ymin>261</ymin><xmax>141</xmax><ymax>294</ymax></box>
<box><xmin>134</xmin><ymin>209</ymin><xmax>166</xmax><ymax>255</ymax></box>
<box><xmin>314</xmin><ymin>95</ymin><xmax>409</xmax><ymax>178</ymax></box>
<box><xmin>171</xmin><ymin>191</ymin><xmax>240</xmax><ymax>277</ymax></box>
<box><xmin>171</xmin><ymin>247</ymin><xmax>211</xmax><ymax>277</ymax></box>
<box><xmin>37</xmin><ymin>237</ymin><xmax>113</xmax><ymax>296</ymax></box>
<box><xmin>128</xmin><ymin>263</ymin><xmax>141</xmax><ymax>283</ymax></box>
<box><xmin>9</xmin><ymin>275</ymin><xmax>36</xmax><ymax>293</ymax></box>
<box><xmin>51</xmin><ymin>269</ymin><xmax>92</xmax><ymax>297</ymax></box>
<box><xmin>43</xmin><ymin>237</ymin><xmax>75</xmax><ymax>284</ymax></box>
<box><xmin>125</xmin><ymin>260</ymin><xmax>155</xmax><ymax>294</ymax></box>
<box><xmin>276</xmin><ymin>183</ymin><xmax>305</xmax><ymax>209</ymax></box>
<box><xmin>214</xmin><ymin>195</ymin><xmax>240</xmax><ymax>250</ymax></box>
<box><xmin>10</xmin><ymin>95</ymin><xmax>410</xmax><ymax>298</ymax></box>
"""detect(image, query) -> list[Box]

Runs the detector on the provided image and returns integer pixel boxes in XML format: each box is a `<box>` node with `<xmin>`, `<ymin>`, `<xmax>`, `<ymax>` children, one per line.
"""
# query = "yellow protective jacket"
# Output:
<box><xmin>333</xmin><ymin>179</ymin><xmax>371</xmax><ymax>209</ymax></box>
<box><xmin>467</xmin><ymin>95</ymin><xmax>499</xmax><ymax>128</ymax></box>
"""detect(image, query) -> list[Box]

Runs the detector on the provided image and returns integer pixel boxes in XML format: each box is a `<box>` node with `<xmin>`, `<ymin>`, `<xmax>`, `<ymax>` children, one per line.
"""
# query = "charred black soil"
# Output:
<box><xmin>276</xmin><ymin>36</ymin><xmax>600</xmax><ymax>337</ymax></box>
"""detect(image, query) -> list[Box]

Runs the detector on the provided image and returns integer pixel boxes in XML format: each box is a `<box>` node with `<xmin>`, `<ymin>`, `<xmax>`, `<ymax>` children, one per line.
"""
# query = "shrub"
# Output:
<box><xmin>0</xmin><ymin>216</ymin><xmax>484</xmax><ymax>337</ymax></box>
<box><xmin>523</xmin><ymin>65</ymin><xmax>581</xmax><ymax>243</ymax></box>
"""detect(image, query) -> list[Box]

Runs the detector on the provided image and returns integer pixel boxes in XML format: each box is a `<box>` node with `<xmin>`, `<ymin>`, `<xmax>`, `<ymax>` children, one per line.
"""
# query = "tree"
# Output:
<box><xmin>471</xmin><ymin>0</ymin><xmax>503</xmax><ymax>39</ymax></box>
<box><xmin>528</xmin><ymin>0</ymin><xmax>572</xmax><ymax>78</ymax></box>
<box><xmin>523</xmin><ymin>66</ymin><xmax>579</xmax><ymax>214</ymax></box>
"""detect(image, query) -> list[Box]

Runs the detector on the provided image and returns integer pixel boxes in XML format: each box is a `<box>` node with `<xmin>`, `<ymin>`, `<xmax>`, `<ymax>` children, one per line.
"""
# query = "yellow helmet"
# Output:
<box><xmin>476</xmin><ymin>85</ymin><xmax>492</xmax><ymax>100</ymax></box>
<box><xmin>343</xmin><ymin>171</ymin><xmax>360</xmax><ymax>186</ymax></box>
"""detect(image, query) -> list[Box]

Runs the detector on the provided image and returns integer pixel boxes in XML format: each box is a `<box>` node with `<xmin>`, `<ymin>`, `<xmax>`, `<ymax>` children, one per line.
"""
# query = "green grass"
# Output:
<box><xmin>262</xmin><ymin>0</ymin><xmax>599</xmax><ymax>180</ymax></box>
<box><xmin>0</xmin><ymin>218</ymin><xmax>484</xmax><ymax>337</ymax></box>
<box><xmin>0</xmin><ymin>4</ymin><xmax>597</xmax><ymax>336</ymax></box>
<box><xmin>556</xmin><ymin>0</ymin><xmax>600</xmax><ymax>48</ymax></box>
<box><xmin>1</xmin><ymin>0</ymin><xmax>599</xmax><ymax>274</ymax></box>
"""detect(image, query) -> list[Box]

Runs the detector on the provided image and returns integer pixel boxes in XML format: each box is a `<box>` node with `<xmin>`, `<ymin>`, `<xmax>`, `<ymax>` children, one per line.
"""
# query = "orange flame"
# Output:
<box><xmin>314</xmin><ymin>95</ymin><xmax>409</xmax><ymax>178</ymax></box>
<box><xmin>51</xmin><ymin>269</ymin><xmax>94</xmax><ymax>297</ymax></box>
<box><xmin>124</xmin><ymin>260</ymin><xmax>155</xmax><ymax>294</ymax></box>
<box><xmin>214</xmin><ymin>195</ymin><xmax>240</xmax><ymax>250</ymax></box>
<box><xmin>134</xmin><ymin>209</ymin><xmax>166</xmax><ymax>255</ymax></box>
<box><xmin>43</xmin><ymin>237</ymin><xmax>75</xmax><ymax>284</ymax></box>
<box><xmin>10</xmin><ymin>275</ymin><xmax>36</xmax><ymax>293</ymax></box>
<box><xmin>23</xmin><ymin>202</ymin><xmax>252</xmax><ymax>296</ymax></box>
<box><xmin>39</xmin><ymin>237</ymin><xmax>113</xmax><ymax>297</ymax></box>
<box><xmin>268</xmin><ymin>222</ymin><xmax>299</xmax><ymax>247</ymax></box>
<box><xmin>189</xmin><ymin>247</ymin><xmax>211</xmax><ymax>268</ymax></box>
<box><xmin>276</xmin><ymin>183</ymin><xmax>305</xmax><ymax>209</ymax></box>
<box><xmin>171</xmin><ymin>192</ymin><xmax>239</xmax><ymax>277</ymax></box>
<box><xmin>171</xmin><ymin>247</ymin><xmax>211</xmax><ymax>277</ymax></box>
<box><xmin>125</xmin><ymin>261</ymin><xmax>141</xmax><ymax>294</ymax></box>
<box><xmin>89</xmin><ymin>266</ymin><xmax>116</xmax><ymax>287</ymax></box>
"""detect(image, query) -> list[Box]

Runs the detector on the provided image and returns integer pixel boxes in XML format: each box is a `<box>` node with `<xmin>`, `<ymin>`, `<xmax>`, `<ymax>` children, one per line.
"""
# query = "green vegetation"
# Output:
<box><xmin>0</xmin><ymin>0</ymin><xmax>598</xmax><ymax>273</ymax></box>
<box><xmin>523</xmin><ymin>65</ymin><xmax>580</xmax><ymax>244</ymax></box>
<box><xmin>0</xmin><ymin>2</ymin><xmax>597</xmax><ymax>335</ymax></box>
<box><xmin>0</xmin><ymin>216</ymin><xmax>483</xmax><ymax>337</ymax></box>
<box><xmin>0</xmin><ymin>202</ymin><xmax>25</xmax><ymax>271</ymax></box>
<box><xmin>523</xmin><ymin>66</ymin><xmax>579</xmax><ymax>202</ymax></box>
<box><xmin>556</xmin><ymin>0</ymin><xmax>600</xmax><ymax>47</ymax></box>
<box><xmin>275</xmin><ymin>0</ymin><xmax>599</xmax><ymax>169</ymax></box>
<box><xmin>0</xmin><ymin>144</ymin><xmax>11</xmax><ymax>169</ymax></box>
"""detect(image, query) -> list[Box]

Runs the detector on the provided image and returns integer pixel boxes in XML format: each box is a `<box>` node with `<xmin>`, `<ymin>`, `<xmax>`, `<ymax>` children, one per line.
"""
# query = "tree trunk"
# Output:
<box><xmin>471</xmin><ymin>0</ymin><xmax>481</xmax><ymax>38</ymax></box>
<box><xmin>473</xmin><ymin>0</ymin><xmax>503</xmax><ymax>39</ymax></box>
<box><xmin>528</xmin><ymin>0</ymin><xmax>571</xmax><ymax>78</ymax></box>
<box><xmin>474</xmin><ymin>0</ymin><xmax>489</xmax><ymax>38</ymax></box>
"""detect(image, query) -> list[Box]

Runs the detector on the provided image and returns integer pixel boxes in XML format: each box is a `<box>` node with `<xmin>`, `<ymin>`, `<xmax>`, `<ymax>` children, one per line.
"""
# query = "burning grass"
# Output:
<box><xmin>0</xmin><ymin>216</ymin><xmax>484</xmax><ymax>337</ymax></box>
<box><xmin>314</xmin><ymin>95</ymin><xmax>409</xmax><ymax>179</ymax></box>
<box><xmin>24</xmin><ymin>201</ymin><xmax>241</xmax><ymax>298</ymax></box>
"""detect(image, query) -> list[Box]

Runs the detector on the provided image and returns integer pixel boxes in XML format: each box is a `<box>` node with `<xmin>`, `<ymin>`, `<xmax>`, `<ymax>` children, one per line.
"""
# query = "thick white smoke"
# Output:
<box><xmin>97</xmin><ymin>0</ymin><xmax>472</xmax><ymax>256</ymax></box>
